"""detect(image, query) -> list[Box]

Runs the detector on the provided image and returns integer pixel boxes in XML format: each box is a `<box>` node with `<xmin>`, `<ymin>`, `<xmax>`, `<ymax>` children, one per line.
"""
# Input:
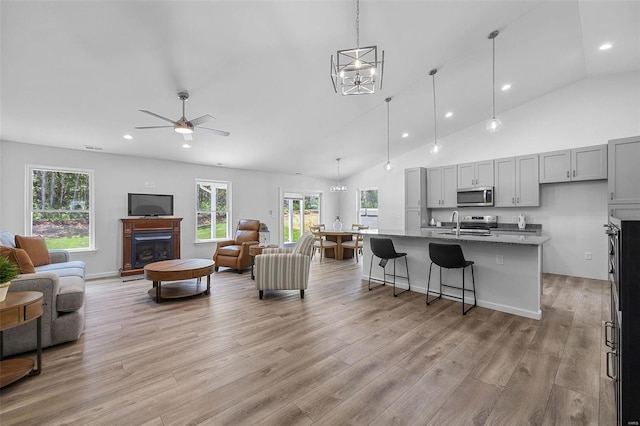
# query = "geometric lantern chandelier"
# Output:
<box><xmin>331</xmin><ymin>0</ymin><xmax>384</xmax><ymax>96</ymax></box>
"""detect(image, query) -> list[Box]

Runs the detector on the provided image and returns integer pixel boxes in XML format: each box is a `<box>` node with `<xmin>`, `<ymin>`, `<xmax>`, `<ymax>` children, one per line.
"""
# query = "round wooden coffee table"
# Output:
<box><xmin>0</xmin><ymin>291</ymin><xmax>43</xmax><ymax>388</ymax></box>
<box><xmin>144</xmin><ymin>259</ymin><xmax>214</xmax><ymax>303</ymax></box>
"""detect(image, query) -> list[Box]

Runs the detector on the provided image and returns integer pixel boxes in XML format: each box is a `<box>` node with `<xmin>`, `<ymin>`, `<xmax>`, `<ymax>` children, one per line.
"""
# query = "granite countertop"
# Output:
<box><xmin>359</xmin><ymin>228</ymin><xmax>550</xmax><ymax>246</ymax></box>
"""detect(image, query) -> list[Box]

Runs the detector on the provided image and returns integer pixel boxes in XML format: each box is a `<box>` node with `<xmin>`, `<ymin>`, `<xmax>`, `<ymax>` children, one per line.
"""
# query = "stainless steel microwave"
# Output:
<box><xmin>457</xmin><ymin>187</ymin><xmax>494</xmax><ymax>207</ymax></box>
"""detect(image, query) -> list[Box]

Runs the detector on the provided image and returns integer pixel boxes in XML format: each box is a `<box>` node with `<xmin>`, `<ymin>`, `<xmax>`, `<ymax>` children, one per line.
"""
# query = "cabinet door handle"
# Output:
<box><xmin>604</xmin><ymin>321</ymin><xmax>614</xmax><ymax>348</ymax></box>
<box><xmin>606</xmin><ymin>351</ymin><xmax>617</xmax><ymax>380</ymax></box>
<box><xmin>610</xmin><ymin>192</ymin><xmax>614</xmax><ymax>200</ymax></box>
<box><xmin>573</xmin><ymin>170</ymin><xmax>576</xmax><ymax>177</ymax></box>
<box><xmin>566</xmin><ymin>171</ymin><xmax>570</xmax><ymax>178</ymax></box>
<box><xmin>512</xmin><ymin>197</ymin><xmax>515</xmax><ymax>204</ymax></box>
<box><xmin>517</xmin><ymin>197</ymin><xmax>520</xmax><ymax>203</ymax></box>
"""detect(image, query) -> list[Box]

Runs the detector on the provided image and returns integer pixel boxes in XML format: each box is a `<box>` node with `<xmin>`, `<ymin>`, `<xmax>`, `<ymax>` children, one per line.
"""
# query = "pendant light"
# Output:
<box><xmin>429</xmin><ymin>68</ymin><xmax>440</xmax><ymax>154</ymax></box>
<box><xmin>330</xmin><ymin>158</ymin><xmax>347</xmax><ymax>192</ymax></box>
<box><xmin>384</xmin><ymin>97</ymin><xmax>392</xmax><ymax>171</ymax></box>
<box><xmin>486</xmin><ymin>30</ymin><xmax>502</xmax><ymax>133</ymax></box>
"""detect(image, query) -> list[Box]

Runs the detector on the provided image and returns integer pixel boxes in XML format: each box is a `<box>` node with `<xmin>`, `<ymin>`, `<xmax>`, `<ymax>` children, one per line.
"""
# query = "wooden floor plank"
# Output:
<box><xmin>0</xmin><ymin>261</ymin><xmax>613</xmax><ymax>425</ymax></box>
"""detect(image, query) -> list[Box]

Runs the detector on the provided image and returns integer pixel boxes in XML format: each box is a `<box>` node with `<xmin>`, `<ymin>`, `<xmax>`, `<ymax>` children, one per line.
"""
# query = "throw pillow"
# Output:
<box><xmin>15</xmin><ymin>235</ymin><xmax>51</xmax><ymax>267</ymax></box>
<box><xmin>0</xmin><ymin>246</ymin><xmax>36</xmax><ymax>274</ymax></box>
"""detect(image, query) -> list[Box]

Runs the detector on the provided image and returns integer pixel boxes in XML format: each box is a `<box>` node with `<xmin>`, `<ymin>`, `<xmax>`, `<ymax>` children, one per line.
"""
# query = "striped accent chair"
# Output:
<box><xmin>255</xmin><ymin>232</ymin><xmax>314</xmax><ymax>299</ymax></box>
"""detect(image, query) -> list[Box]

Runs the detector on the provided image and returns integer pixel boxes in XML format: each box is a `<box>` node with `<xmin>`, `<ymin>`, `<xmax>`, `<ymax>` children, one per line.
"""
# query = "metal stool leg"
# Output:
<box><xmin>368</xmin><ymin>256</ymin><xmax>386</xmax><ymax>291</ymax></box>
<box><xmin>393</xmin><ymin>256</ymin><xmax>410</xmax><ymax>297</ymax></box>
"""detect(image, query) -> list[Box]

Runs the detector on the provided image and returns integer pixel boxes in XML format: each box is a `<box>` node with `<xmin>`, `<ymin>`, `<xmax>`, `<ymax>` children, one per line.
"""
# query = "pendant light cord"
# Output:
<box><xmin>355</xmin><ymin>0</ymin><xmax>360</xmax><ymax>48</ymax></box>
<box><xmin>432</xmin><ymin>72</ymin><xmax>437</xmax><ymax>143</ymax></box>
<box><xmin>387</xmin><ymin>100</ymin><xmax>390</xmax><ymax>162</ymax></box>
<box><xmin>492</xmin><ymin>35</ymin><xmax>496</xmax><ymax>119</ymax></box>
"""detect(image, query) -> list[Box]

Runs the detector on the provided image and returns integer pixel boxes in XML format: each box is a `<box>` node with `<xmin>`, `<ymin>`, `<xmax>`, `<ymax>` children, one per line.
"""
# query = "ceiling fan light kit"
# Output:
<box><xmin>135</xmin><ymin>91</ymin><xmax>230</xmax><ymax>141</ymax></box>
<box><xmin>331</xmin><ymin>0</ymin><xmax>384</xmax><ymax>96</ymax></box>
<box><xmin>486</xmin><ymin>30</ymin><xmax>503</xmax><ymax>133</ymax></box>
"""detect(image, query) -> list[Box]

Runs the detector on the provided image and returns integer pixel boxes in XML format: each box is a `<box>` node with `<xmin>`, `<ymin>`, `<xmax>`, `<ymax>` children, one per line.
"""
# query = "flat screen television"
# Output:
<box><xmin>128</xmin><ymin>193</ymin><xmax>174</xmax><ymax>217</ymax></box>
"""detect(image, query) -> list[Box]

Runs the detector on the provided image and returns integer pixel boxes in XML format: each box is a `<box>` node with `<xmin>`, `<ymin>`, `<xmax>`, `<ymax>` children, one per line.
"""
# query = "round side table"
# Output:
<box><xmin>0</xmin><ymin>291</ymin><xmax>44</xmax><ymax>388</ymax></box>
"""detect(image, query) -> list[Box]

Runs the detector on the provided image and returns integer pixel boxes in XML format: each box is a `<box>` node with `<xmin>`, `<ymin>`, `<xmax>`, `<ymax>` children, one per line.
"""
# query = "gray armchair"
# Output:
<box><xmin>254</xmin><ymin>232</ymin><xmax>314</xmax><ymax>299</ymax></box>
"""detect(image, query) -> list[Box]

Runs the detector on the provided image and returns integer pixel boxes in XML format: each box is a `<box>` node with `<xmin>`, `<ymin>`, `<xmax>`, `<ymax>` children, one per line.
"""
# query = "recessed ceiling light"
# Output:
<box><xmin>402</xmin><ymin>132</ymin><xmax>409</xmax><ymax>138</ymax></box>
<box><xmin>445</xmin><ymin>112</ymin><xmax>453</xmax><ymax>118</ymax></box>
<box><xmin>123</xmin><ymin>134</ymin><xmax>133</xmax><ymax>140</ymax></box>
<box><xmin>501</xmin><ymin>83</ymin><xmax>512</xmax><ymax>91</ymax></box>
<box><xmin>182</xmin><ymin>143</ymin><xmax>191</xmax><ymax>149</ymax></box>
<box><xmin>599</xmin><ymin>43</ymin><xmax>613</xmax><ymax>50</ymax></box>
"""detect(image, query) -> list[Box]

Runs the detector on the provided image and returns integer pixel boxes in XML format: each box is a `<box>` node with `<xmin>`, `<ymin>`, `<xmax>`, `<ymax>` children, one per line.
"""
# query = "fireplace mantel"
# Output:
<box><xmin>121</xmin><ymin>217</ymin><xmax>182</xmax><ymax>277</ymax></box>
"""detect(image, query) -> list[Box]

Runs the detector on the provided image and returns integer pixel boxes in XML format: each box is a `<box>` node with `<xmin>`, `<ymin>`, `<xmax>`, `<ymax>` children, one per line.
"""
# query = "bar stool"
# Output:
<box><xmin>426</xmin><ymin>242</ymin><xmax>476</xmax><ymax>315</ymax></box>
<box><xmin>368</xmin><ymin>238</ymin><xmax>410</xmax><ymax>297</ymax></box>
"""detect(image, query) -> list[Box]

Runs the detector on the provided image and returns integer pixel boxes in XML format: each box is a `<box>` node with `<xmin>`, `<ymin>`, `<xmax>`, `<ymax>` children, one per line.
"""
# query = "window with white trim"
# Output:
<box><xmin>358</xmin><ymin>188</ymin><xmax>378</xmax><ymax>229</ymax></box>
<box><xmin>27</xmin><ymin>165</ymin><xmax>95</xmax><ymax>250</ymax></box>
<box><xmin>196</xmin><ymin>180</ymin><xmax>231</xmax><ymax>242</ymax></box>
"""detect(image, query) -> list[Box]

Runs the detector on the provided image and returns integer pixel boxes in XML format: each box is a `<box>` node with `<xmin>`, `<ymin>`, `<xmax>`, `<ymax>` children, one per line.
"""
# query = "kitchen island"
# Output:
<box><xmin>360</xmin><ymin>229</ymin><xmax>550</xmax><ymax>320</ymax></box>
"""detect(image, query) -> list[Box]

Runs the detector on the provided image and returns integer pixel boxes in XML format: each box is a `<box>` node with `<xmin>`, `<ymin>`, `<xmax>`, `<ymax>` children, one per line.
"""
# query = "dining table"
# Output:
<box><xmin>319</xmin><ymin>230</ymin><xmax>358</xmax><ymax>260</ymax></box>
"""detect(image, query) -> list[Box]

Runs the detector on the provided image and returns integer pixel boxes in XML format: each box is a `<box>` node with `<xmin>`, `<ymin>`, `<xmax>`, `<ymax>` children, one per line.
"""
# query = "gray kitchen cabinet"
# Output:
<box><xmin>405</xmin><ymin>167</ymin><xmax>427</xmax><ymax>230</ymax></box>
<box><xmin>457</xmin><ymin>160</ymin><xmax>494</xmax><ymax>189</ymax></box>
<box><xmin>494</xmin><ymin>154</ymin><xmax>539</xmax><ymax>207</ymax></box>
<box><xmin>427</xmin><ymin>165</ymin><xmax>457</xmax><ymax>208</ymax></box>
<box><xmin>608</xmin><ymin>136</ymin><xmax>640</xmax><ymax>205</ymax></box>
<box><xmin>539</xmin><ymin>145</ymin><xmax>607</xmax><ymax>183</ymax></box>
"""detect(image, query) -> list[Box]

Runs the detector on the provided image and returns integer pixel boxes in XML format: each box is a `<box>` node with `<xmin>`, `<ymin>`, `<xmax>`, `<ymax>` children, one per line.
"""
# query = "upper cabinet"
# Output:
<box><xmin>609</xmin><ymin>136</ymin><xmax>640</xmax><ymax>205</ymax></box>
<box><xmin>539</xmin><ymin>145</ymin><xmax>607</xmax><ymax>183</ymax></box>
<box><xmin>494</xmin><ymin>154</ymin><xmax>539</xmax><ymax>208</ymax></box>
<box><xmin>427</xmin><ymin>165</ymin><xmax>457</xmax><ymax>208</ymax></box>
<box><xmin>457</xmin><ymin>160</ymin><xmax>494</xmax><ymax>189</ymax></box>
<box><xmin>405</xmin><ymin>167</ymin><xmax>427</xmax><ymax>230</ymax></box>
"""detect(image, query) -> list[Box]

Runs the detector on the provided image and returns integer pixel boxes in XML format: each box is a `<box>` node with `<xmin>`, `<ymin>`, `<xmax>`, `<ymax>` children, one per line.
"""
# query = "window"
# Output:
<box><xmin>27</xmin><ymin>165</ymin><xmax>94</xmax><ymax>250</ymax></box>
<box><xmin>358</xmin><ymin>188</ymin><xmax>378</xmax><ymax>229</ymax></box>
<box><xmin>196</xmin><ymin>180</ymin><xmax>230</xmax><ymax>242</ymax></box>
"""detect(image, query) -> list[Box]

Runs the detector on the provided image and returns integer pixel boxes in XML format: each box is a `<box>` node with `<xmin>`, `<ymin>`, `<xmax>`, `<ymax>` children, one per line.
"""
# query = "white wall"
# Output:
<box><xmin>0</xmin><ymin>141</ymin><xmax>336</xmax><ymax>278</ymax></box>
<box><xmin>340</xmin><ymin>72</ymin><xmax>640</xmax><ymax>280</ymax></box>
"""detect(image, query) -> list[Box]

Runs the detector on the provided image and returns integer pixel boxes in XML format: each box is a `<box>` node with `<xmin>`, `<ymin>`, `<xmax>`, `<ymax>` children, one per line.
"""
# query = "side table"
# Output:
<box><xmin>0</xmin><ymin>291</ymin><xmax>43</xmax><ymax>388</ymax></box>
<box><xmin>249</xmin><ymin>245</ymin><xmax>278</xmax><ymax>280</ymax></box>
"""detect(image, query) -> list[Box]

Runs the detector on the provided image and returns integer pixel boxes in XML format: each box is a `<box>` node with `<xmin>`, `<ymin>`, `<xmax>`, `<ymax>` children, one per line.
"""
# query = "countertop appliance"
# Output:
<box><xmin>605</xmin><ymin>217</ymin><xmax>640</xmax><ymax>426</ymax></box>
<box><xmin>457</xmin><ymin>187</ymin><xmax>494</xmax><ymax>207</ymax></box>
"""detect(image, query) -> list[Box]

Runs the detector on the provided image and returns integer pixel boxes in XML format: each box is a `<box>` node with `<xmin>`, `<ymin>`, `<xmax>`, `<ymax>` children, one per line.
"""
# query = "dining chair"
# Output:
<box><xmin>342</xmin><ymin>225</ymin><xmax>368</xmax><ymax>262</ymax></box>
<box><xmin>309</xmin><ymin>225</ymin><xmax>337</xmax><ymax>262</ymax></box>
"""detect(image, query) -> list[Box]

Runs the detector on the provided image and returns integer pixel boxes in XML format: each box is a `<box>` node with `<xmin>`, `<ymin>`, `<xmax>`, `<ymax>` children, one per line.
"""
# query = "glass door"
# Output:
<box><xmin>282</xmin><ymin>192</ymin><xmax>321</xmax><ymax>246</ymax></box>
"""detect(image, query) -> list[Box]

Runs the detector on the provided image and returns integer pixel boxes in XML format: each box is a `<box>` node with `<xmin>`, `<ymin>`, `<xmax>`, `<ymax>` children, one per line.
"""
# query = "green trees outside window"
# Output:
<box><xmin>29</xmin><ymin>167</ymin><xmax>93</xmax><ymax>250</ymax></box>
<box><xmin>196</xmin><ymin>180</ymin><xmax>230</xmax><ymax>241</ymax></box>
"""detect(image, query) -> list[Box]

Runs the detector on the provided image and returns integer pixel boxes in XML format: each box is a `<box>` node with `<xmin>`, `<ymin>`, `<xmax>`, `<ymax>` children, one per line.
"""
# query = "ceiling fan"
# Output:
<box><xmin>135</xmin><ymin>91</ymin><xmax>230</xmax><ymax>141</ymax></box>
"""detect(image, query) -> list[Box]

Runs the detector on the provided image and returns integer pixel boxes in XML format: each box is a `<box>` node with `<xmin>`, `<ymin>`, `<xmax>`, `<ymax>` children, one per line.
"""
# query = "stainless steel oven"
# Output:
<box><xmin>456</xmin><ymin>187</ymin><xmax>494</xmax><ymax>207</ymax></box>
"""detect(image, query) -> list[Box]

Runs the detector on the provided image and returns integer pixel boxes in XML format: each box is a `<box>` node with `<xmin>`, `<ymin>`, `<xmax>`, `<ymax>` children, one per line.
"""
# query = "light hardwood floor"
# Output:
<box><xmin>0</xmin><ymin>259</ymin><xmax>615</xmax><ymax>425</ymax></box>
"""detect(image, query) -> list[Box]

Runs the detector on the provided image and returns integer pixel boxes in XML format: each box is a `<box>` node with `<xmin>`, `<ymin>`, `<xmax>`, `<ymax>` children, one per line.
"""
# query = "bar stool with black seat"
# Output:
<box><xmin>426</xmin><ymin>242</ymin><xmax>476</xmax><ymax>315</ymax></box>
<box><xmin>368</xmin><ymin>237</ymin><xmax>410</xmax><ymax>297</ymax></box>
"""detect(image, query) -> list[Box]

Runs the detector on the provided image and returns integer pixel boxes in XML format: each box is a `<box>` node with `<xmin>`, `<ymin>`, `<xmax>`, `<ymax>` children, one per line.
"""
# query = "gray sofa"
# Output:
<box><xmin>0</xmin><ymin>232</ymin><xmax>85</xmax><ymax>356</ymax></box>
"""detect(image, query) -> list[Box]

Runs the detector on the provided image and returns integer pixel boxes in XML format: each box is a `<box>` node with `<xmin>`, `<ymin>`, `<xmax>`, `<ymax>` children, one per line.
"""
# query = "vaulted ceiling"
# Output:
<box><xmin>2</xmin><ymin>1</ymin><xmax>638</xmax><ymax>180</ymax></box>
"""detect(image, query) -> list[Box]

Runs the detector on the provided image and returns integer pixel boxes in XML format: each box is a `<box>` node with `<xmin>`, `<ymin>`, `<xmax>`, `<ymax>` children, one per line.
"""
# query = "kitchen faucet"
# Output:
<box><xmin>451</xmin><ymin>210</ymin><xmax>460</xmax><ymax>236</ymax></box>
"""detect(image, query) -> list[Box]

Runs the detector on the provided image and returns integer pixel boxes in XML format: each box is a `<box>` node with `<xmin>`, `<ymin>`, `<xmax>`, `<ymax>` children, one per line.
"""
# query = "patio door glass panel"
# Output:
<box><xmin>282</xmin><ymin>191</ymin><xmax>321</xmax><ymax>245</ymax></box>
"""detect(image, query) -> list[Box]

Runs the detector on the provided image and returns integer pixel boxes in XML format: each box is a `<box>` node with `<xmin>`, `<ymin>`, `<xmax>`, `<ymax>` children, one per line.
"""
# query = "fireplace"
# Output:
<box><xmin>121</xmin><ymin>217</ymin><xmax>182</xmax><ymax>276</ymax></box>
<box><xmin>131</xmin><ymin>230</ymin><xmax>174</xmax><ymax>269</ymax></box>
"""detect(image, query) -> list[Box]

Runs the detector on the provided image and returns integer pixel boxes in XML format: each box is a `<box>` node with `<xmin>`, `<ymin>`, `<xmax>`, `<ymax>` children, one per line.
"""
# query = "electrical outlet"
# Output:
<box><xmin>496</xmin><ymin>255</ymin><xmax>503</xmax><ymax>265</ymax></box>
<box><xmin>585</xmin><ymin>252</ymin><xmax>592</xmax><ymax>260</ymax></box>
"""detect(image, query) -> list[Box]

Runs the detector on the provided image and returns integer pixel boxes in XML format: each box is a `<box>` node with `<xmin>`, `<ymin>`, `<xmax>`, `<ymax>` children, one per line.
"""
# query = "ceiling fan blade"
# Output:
<box><xmin>139</xmin><ymin>110</ymin><xmax>176</xmax><ymax>124</ymax></box>
<box><xmin>134</xmin><ymin>125</ymin><xmax>174</xmax><ymax>129</ymax></box>
<box><xmin>183</xmin><ymin>133</ymin><xmax>193</xmax><ymax>141</ymax></box>
<box><xmin>198</xmin><ymin>126</ymin><xmax>230</xmax><ymax>137</ymax></box>
<box><xmin>189</xmin><ymin>114</ymin><xmax>216</xmax><ymax>127</ymax></box>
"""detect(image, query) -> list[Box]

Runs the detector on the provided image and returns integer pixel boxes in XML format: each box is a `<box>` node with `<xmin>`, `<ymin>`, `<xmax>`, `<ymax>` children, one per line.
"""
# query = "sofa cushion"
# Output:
<box><xmin>217</xmin><ymin>245</ymin><xmax>241</xmax><ymax>257</ymax></box>
<box><xmin>0</xmin><ymin>246</ymin><xmax>36</xmax><ymax>274</ymax></box>
<box><xmin>15</xmin><ymin>235</ymin><xmax>51</xmax><ymax>267</ymax></box>
<box><xmin>56</xmin><ymin>276</ymin><xmax>85</xmax><ymax>313</ymax></box>
<box><xmin>0</xmin><ymin>232</ymin><xmax>16</xmax><ymax>248</ymax></box>
<box><xmin>35</xmin><ymin>261</ymin><xmax>86</xmax><ymax>278</ymax></box>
